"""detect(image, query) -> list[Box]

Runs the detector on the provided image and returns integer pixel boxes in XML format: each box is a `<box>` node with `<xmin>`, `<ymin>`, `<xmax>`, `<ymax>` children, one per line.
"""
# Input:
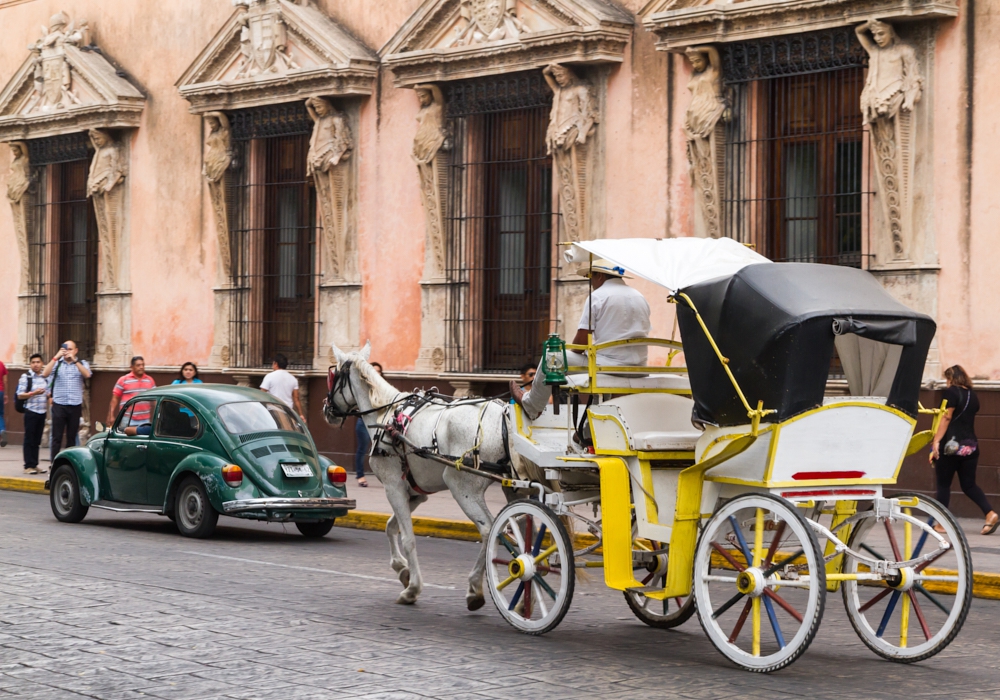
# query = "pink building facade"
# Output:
<box><xmin>0</xmin><ymin>0</ymin><xmax>996</xmax><ymax>511</ymax></box>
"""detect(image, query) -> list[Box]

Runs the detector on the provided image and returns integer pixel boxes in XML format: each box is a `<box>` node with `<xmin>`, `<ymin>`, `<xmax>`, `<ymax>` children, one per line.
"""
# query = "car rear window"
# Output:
<box><xmin>217</xmin><ymin>401</ymin><xmax>305</xmax><ymax>435</ymax></box>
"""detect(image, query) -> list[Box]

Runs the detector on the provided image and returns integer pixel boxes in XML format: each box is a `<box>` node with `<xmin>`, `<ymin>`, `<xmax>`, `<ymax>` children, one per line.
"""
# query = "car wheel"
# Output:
<box><xmin>174</xmin><ymin>475</ymin><xmax>219</xmax><ymax>539</ymax></box>
<box><xmin>296</xmin><ymin>520</ymin><xmax>335</xmax><ymax>538</ymax></box>
<box><xmin>49</xmin><ymin>464</ymin><xmax>89</xmax><ymax>523</ymax></box>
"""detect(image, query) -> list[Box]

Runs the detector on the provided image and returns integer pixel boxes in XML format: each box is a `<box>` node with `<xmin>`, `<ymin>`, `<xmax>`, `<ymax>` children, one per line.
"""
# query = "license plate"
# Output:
<box><xmin>281</xmin><ymin>463</ymin><xmax>312</xmax><ymax>478</ymax></box>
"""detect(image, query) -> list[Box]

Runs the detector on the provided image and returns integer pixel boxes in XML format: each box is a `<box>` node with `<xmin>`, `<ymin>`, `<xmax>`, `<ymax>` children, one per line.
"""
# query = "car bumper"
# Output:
<box><xmin>221</xmin><ymin>497</ymin><xmax>356</xmax><ymax>514</ymax></box>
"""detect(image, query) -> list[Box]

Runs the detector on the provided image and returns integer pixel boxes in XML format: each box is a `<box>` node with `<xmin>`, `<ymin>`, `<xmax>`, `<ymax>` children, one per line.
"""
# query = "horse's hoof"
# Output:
<box><xmin>398</xmin><ymin>569</ymin><xmax>410</xmax><ymax>588</ymax></box>
<box><xmin>396</xmin><ymin>593</ymin><xmax>417</xmax><ymax>605</ymax></box>
<box><xmin>467</xmin><ymin>595</ymin><xmax>485</xmax><ymax>611</ymax></box>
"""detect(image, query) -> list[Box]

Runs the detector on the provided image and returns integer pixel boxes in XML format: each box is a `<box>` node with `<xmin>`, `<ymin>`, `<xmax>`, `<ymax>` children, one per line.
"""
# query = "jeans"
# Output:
<box><xmin>0</xmin><ymin>391</ymin><xmax>5</xmax><ymax>434</ymax></box>
<box><xmin>935</xmin><ymin>451</ymin><xmax>995</xmax><ymax>517</ymax></box>
<box><xmin>355</xmin><ymin>418</ymin><xmax>371</xmax><ymax>479</ymax></box>
<box><xmin>50</xmin><ymin>403</ymin><xmax>82</xmax><ymax>462</ymax></box>
<box><xmin>22</xmin><ymin>410</ymin><xmax>46</xmax><ymax>469</ymax></box>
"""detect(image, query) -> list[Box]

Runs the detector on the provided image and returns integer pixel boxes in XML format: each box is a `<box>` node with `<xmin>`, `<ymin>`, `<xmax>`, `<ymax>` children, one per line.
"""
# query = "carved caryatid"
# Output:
<box><xmin>455</xmin><ymin>0</ymin><xmax>524</xmax><ymax>46</ymax></box>
<box><xmin>857</xmin><ymin>19</ymin><xmax>922</xmax><ymax>261</ymax></box>
<box><xmin>7</xmin><ymin>142</ymin><xmax>32</xmax><ymax>294</ymax></box>
<box><xmin>234</xmin><ymin>0</ymin><xmax>301</xmax><ymax>79</ymax></box>
<box><xmin>413</xmin><ymin>84</ymin><xmax>451</xmax><ymax>280</ymax></box>
<box><xmin>203</xmin><ymin>111</ymin><xmax>233</xmax><ymax>283</ymax></box>
<box><xmin>87</xmin><ymin>128</ymin><xmax>127</xmax><ymax>291</ymax></box>
<box><xmin>544</xmin><ymin>63</ymin><xmax>597</xmax><ymax>242</ymax></box>
<box><xmin>23</xmin><ymin>12</ymin><xmax>90</xmax><ymax>114</ymax></box>
<box><xmin>683</xmin><ymin>45</ymin><xmax>727</xmax><ymax>239</ymax></box>
<box><xmin>306</xmin><ymin>96</ymin><xmax>354</xmax><ymax>282</ymax></box>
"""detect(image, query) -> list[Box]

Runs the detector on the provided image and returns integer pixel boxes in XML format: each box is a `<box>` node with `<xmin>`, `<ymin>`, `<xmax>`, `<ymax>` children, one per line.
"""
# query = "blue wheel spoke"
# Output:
<box><xmin>508</xmin><ymin>582</ymin><xmax>525</xmax><ymax>611</ymax></box>
<box><xmin>762</xmin><ymin>596</ymin><xmax>785</xmax><ymax>648</ymax></box>
<box><xmin>532</xmin><ymin>524</ymin><xmax>548</xmax><ymax>557</ymax></box>
<box><xmin>728</xmin><ymin>515</ymin><xmax>753</xmax><ymax>565</ymax></box>
<box><xmin>876</xmin><ymin>590</ymin><xmax>901</xmax><ymax>637</ymax></box>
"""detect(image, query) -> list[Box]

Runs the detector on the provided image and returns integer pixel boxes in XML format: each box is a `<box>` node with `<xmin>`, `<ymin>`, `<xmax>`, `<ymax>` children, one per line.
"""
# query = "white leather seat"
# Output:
<box><xmin>631</xmin><ymin>430</ymin><xmax>700</xmax><ymax>452</ymax></box>
<box><xmin>596</xmin><ymin>393</ymin><xmax>701</xmax><ymax>453</ymax></box>
<box><xmin>565</xmin><ymin>373</ymin><xmax>690</xmax><ymax>391</ymax></box>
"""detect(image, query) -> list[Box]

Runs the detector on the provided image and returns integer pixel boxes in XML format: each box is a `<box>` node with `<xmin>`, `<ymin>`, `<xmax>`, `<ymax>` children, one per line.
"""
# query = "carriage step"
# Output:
<box><xmin>626</xmin><ymin>585</ymin><xmax>668</xmax><ymax>596</ymax></box>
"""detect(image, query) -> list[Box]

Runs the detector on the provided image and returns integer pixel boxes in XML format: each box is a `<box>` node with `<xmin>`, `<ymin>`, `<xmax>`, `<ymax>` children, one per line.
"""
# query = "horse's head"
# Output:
<box><xmin>323</xmin><ymin>341</ymin><xmax>372</xmax><ymax>427</ymax></box>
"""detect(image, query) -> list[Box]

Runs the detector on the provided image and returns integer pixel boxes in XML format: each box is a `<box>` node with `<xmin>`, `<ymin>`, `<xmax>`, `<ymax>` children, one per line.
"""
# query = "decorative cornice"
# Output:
<box><xmin>642</xmin><ymin>0</ymin><xmax>958</xmax><ymax>50</ymax></box>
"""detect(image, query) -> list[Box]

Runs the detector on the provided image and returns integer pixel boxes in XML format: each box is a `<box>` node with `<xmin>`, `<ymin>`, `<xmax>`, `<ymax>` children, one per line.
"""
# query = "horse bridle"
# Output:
<box><xmin>324</xmin><ymin>360</ymin><xmax>405</xmax><ymax>421</ymax></box>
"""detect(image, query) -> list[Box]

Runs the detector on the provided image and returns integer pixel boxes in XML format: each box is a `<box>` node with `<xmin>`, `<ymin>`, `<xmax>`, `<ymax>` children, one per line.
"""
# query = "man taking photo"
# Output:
<box><xmin>42</xmin><ymin>340</ymin><xmax>92</xmax><ymax>462</ymax></box>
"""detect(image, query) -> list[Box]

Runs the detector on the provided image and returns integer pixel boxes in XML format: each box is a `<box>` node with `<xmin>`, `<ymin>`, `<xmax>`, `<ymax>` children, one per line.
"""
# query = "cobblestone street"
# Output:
<box><xmin>2</xmin><ymin>489</ymin><xmax>999</xmax><ymax>699</ymax></box>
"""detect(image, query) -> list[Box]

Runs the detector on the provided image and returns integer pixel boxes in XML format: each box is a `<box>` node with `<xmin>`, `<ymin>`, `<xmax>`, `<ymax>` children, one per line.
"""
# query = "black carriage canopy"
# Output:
<box><xmin>674</xmin><ymin>263</ymin><xmax>936</xmax><ymax>427</ymax></box>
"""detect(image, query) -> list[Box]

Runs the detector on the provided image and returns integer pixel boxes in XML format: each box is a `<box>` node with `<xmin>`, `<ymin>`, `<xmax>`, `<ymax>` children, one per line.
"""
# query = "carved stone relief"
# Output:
<box><xmin>6</xmin><ymin>142</ymin><xmax>32</xmax><ymax>294</ymax></box>
<box><xmin>857</xmin><ymin>19</ymin><xmax>922</xmax><ymax>262</ymax></box>
<box><xmin>456</xmin><ymin>0</ymin><xmax>524</xmax><ymax>45</ymax></box>
<box><xmin>203</xmin><ymin>112</ymin><xmax>233</xmax><ymax>283</ymax></box>
<box><xmin>544</xmin><ymin>63</ymin><xmax>597</xmax><ymax>242</ymax></box>
<box><xmin>234</xmin><ymin>0</ymin><xmax>300</xmax><ymax>78</ymax></box>
<box><xmin>24</xmin><ymin>12</ymin><xmax>90</xmax><ymax>114</ymax></box>
<box><xmin>87</xmin><ymin>128</ymin><xmax>127</xmax><ymax>291</ymax></box>
<box><xmin>683</xmin><ymin>46</ymin><xmax>727</xmax><ymax>239</ymax></box>
<box><xmin>306</xmin><ymin>96</ymin><xmax>355</xmax><ymax>283</ymax></box>
<box><xmin>413</xmin><ymin>84</ymin><xmax>450</xmax><ymax>281</ymax></box>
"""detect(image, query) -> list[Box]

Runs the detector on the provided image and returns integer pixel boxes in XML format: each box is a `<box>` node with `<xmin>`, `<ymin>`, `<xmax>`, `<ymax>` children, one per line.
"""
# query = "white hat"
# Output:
<box><xmin>577</xmin><ymin>258</ymin><xmax>627</xmax><ymax>279</ymax></box>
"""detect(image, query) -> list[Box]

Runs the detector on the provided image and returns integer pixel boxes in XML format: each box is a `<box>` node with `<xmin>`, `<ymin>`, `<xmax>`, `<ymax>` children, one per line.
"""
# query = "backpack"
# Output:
<box><xmin>14</xmin><ymin>373</ymin><xmax>30</xmax><ymax>413</ymax></box>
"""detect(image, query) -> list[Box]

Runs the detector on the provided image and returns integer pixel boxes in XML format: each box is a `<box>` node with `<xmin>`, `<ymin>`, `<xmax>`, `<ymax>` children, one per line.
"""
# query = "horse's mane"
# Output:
<box><xmin>352</xmin><ymin>355</ymin><xmax>399</xmax><ymax>408</ymax></box>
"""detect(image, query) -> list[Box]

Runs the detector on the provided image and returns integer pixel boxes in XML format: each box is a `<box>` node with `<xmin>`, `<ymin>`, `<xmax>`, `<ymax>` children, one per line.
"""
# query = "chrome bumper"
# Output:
<box><xmin>222</xmin><ymin>497</ymin><xmax>356</xmax><ymax>514</ymax></box>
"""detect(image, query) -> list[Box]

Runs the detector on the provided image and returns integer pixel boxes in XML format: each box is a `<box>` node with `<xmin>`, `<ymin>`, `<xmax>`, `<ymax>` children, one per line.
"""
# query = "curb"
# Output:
<box><xmin>3</xmin><ymin>478</ymin><xmax>999</xmax><ymax>600</ymax></box>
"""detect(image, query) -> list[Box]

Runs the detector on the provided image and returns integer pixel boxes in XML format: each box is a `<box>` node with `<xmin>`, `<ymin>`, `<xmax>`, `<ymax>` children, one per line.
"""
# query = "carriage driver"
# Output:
<box><xmin>510</xmin><ymin>259</ymin><xmax>651</xmax><ymax>420</ymax></box>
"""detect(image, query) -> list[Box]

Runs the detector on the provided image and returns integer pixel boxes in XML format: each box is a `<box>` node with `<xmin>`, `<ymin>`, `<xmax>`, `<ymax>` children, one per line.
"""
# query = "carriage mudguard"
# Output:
<box><xmin>50</xmin><ymin>446</ymin><xmax>103</xmax><ymax>506</ymax></box>
<box><xmin>162</xmin><ymin>452</ymin><xmax>262</xmax><ymax>514</ymax></box>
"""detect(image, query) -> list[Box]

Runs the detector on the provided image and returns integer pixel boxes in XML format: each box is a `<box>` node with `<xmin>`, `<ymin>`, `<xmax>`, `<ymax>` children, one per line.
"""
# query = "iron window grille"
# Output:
<box><xmin>24</xmin><ymin>137</ymin><xmax>99</xmax><ymax>363</ymax></box>
<box><xmin>720</xmin><ymin>28</ymin><xmax>873</xmax><ymax>267</ymax></box>
<box><xmin>226</xmin><ymin>102</ymin><xmax>318</xmax><ymax>370</ymax></box>
<box><xmin>443</xmin><ymin>71</ymin><xmax>556</xmax><ymax>374</ymax></box>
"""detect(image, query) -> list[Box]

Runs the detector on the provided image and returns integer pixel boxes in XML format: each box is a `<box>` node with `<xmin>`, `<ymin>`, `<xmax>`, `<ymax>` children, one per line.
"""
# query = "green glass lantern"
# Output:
<box><xmin>542</xmin><ymin>334</ymin><xmax>568</xmax><ymax>385</ymax></box>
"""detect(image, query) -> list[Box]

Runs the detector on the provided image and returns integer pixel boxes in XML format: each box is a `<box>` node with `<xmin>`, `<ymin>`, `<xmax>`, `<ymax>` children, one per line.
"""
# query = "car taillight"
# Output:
<box><xmin>327</xmin><ymin>465</ymin><xmax>347</xmax><ymax>485</ymax></box>
<box><xmin>222</xmin><ymin>465</ymin><xmax>243</xmax><ymax>487</ymax></box>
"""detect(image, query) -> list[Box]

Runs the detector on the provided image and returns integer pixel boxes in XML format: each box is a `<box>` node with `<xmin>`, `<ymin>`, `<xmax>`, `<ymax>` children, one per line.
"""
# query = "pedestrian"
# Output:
<box><xmin>0</xmin><ymin>356</ymin><xmax>7</xmax><ymax>447</ymax></box>
<box><xmin>517</xmin><ymin>362</ymin><xmax>536</xmax><ymax>387</ymax></box>
<box><xmin>260</xmin><ymin>353</ymin><xmax>306</xmax><ymax>423</ymax></box>
<box><xmin>107</xmin><ymin>356</ymin><xmax>156</xmax><ymax>427</ymax></box>
<box><xmin>42</xmin><ymin>340</ymin><xmax>92</xmax><ymax>462</ymax></box>
<box><xmin>354</xmin><ymin>361</ymin><xmax>383</xmax><ymax>487</ymax></box>
<box><xmin>16</xmin><ymin>354</ymin><xmax>48</xmax><ymax>474</ymax></box>
<box><xmin>930</xmin><ymin>364</ymin><xmax>999</xmax><ymax>535</ymax></box>
<box><xmin>172</xmin><ymin>362</ymin><xmax>203</xmax><ymax>384</ymax></box>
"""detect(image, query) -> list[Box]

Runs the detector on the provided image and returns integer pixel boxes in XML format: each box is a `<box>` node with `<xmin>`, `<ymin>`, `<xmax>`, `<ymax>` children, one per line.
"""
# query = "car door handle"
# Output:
<box><xmin>136</xmin><ymin>444</ymin><xmax>147</xmax><ymax>450</ymax></box>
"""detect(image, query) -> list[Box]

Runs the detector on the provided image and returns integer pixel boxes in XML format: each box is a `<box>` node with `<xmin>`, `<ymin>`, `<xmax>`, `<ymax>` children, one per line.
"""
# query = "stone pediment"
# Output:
<box><xmin>176</xmin><ymin>0</ymin><xmax>378</xmax><ymax>113</ymax></box>
<box><xmin>641</xmin><ymin>0</ymin><xmax>958</xmax><ymax>50</ymax></box>
<box><xmin>0</xmin><ymin>14</ymin><xmax>145</xmax><ymax>142</ymax></box>
<box><xmin>382</xmin><ymin>0</ymin><xmax>634</xmax><ymax>86</ymax></box>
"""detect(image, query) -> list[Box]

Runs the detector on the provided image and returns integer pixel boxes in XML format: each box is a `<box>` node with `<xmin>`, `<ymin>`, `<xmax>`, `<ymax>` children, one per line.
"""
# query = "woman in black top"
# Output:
<box><xmin>930</xmin><ymin>365</ymin><xmax>999</xmax><ymax>535</ymax></box>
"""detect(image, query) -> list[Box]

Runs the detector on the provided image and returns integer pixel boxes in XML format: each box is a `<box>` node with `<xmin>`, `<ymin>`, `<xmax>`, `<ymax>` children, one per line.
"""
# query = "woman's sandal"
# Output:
<box><xmin>357</xmin><ymin>476</ymin><xmax>369</xmax><ymax>488</ymax></box>
<box><xmin>981</xmin><ymin>512</ymin><xmax>1000</xmax><ymax>536</ymax></box>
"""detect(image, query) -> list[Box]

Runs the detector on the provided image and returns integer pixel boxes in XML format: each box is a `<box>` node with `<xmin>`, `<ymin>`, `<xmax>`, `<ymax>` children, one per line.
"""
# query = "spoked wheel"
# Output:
<box><xmin>486</xmin><ymin>499</ymin><xmax>575</xmax><ymax>635</ymax></box>
<box><xmin>624</xmin><ymin>539</ymin><xmax>695</xmax><ymax>629</ymax></box>
<box><xmin>841</xmin><ymin>493</ymin><xmax>972</xmax><ymax>663</ymax></box>
<box><xmin>694</xmin><ymin>494</ymin><xmax>826</xmax><ymax>672</ymax></box>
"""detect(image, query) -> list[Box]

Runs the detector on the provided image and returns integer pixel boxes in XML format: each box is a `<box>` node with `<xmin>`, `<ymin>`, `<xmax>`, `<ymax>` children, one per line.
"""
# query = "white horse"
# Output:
<box><xmin>325</xmin><ymin>343</ymin><xmax>514</xmax><ymax>608</ymax></box>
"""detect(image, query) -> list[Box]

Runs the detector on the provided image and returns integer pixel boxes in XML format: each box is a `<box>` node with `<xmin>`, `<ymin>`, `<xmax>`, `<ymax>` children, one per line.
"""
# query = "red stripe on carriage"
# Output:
<box><xmin>780</xmin><ymin>489</ymin><xmax>876</xmax><ymax>498</ymax></box>
<box><xmin>791</xmin><ymin>470</ymin><xmax>866</xmax><ymax>480</ymax></box>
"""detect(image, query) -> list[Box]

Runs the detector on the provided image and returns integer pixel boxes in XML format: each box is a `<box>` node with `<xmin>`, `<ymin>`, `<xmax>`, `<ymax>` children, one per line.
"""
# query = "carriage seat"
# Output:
<box><xmin>589</xmin><ymin>393</ymin><xmax>701</xmax><ymax>453</ymax></box>
<box><xmin>565</xmin><ymin>372</ymin><xmax>690</xmax><ymax>392</ymax></box>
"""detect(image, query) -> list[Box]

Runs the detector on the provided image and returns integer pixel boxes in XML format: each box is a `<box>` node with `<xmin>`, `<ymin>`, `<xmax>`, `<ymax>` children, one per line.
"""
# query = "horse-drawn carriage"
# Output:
<box><xmin>326</xmin><ymin>237</ymin><xmax>971</xmax><ymax>673</ymax></box>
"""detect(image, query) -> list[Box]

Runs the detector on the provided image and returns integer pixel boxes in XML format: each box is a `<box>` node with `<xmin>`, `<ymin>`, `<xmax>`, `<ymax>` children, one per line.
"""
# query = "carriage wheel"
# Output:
<box><xmin>486</xmin><ymin>499</ymin><xmax>575</xmax><ymax>636</ymax></box>
<box><xmin>841</xmin><ymin>493</ymin><xmax>972</xmax><ymax>663</ymax></box>
<box><xmin>694</xmin><ymin>494</ymin><xmax>826</xmax><ymax>672</ymax></box>
<box><xmin>624</xmin><ymin>539</ymin><xmax>696</xmax><ymax>629</ymax></box>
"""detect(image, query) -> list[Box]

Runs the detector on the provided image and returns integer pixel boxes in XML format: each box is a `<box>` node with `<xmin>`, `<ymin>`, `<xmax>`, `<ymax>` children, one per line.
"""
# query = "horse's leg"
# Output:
<box><xmin>379</xmin><ymin>471</ymin><xmax>425</xmax><ymax>605</ymax></box>
<box><xmin>444</xmin><ymin>469</ymin><xmax>495</xmax><ymax>611</ymax></box>
<box><xmin>388</xmin><ymin>492</ymin><xmax>428</xmax><ymax>588</ymax></box>
<box><xmin>372</xmin><ymin>458</ymin><xmax>409</xmax><ymax>583</ymax></box>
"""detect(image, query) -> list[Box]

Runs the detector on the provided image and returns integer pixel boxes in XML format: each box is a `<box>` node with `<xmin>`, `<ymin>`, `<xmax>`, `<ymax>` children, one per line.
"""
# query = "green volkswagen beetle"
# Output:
<box><xmin>46</xmin><ymin>384</ymin><xmax>355</xmax><ymax>539</ymax></box>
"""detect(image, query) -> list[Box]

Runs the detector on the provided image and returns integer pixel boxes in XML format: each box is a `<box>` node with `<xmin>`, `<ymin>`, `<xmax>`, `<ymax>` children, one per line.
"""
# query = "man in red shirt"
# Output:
<box><xmin>107</xmin><ymin>356</ymin><xmax>156</xmax><ymax>427</ymax></box>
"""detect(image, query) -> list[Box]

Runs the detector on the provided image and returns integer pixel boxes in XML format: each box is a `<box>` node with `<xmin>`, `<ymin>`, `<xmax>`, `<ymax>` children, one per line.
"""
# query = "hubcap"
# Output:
<box><xmin>736</xmin><ymin>567</ymin><xmax>766</xmax><ymax>597</ymax></box>
<box><xmin>508</xmin><ymin>553</ymin><xmax>536</xmax><ymax>581</ymax></box>
<box><xmin>888</xmin><ymin>566</ymin><xmax>915</xmax><ymax>592</ymax></box>
<box><xmin>179</xmin><ymin>486</ymin><xmax>203</xmax><ymax>529</ymax></box>
<box><xmin>56</xmin><ymin>477</ymin><xmax>73</xmax><ymax>513</ymax></box>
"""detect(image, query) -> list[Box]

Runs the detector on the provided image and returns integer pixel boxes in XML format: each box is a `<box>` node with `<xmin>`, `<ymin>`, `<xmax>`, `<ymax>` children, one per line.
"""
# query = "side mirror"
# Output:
<box><xmin>94</xmin><ymin>421</ymin><xmax>105</xmax><ymax>433</ymax></box>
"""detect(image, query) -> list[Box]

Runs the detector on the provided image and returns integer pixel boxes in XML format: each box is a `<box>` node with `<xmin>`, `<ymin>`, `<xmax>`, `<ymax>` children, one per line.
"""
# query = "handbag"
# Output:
<box><xmin>942</xmin><ymin>388</ymin><xmax>978</xmax><ymax>457</ymax></box>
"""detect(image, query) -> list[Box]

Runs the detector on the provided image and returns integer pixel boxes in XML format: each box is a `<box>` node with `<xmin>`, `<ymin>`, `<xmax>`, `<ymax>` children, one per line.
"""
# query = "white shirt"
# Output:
<box><xmin>578</xmin><ymin>278</ymin><xmax>651</xmax><ymax>366</ymax></box>
<box><xmin>260</xmin><ymin>369</ymin><xmax>299</xmax><ymax>409</ymax></box>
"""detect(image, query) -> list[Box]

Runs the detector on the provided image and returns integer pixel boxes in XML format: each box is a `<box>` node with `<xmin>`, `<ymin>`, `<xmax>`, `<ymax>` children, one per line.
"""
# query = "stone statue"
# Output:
<box><xmin>7</xmin><ymin>142</ymin><xmax>33</xmax><ymax>294</ymax></box>
<box><xmin>203</xmin><ymin>111</ymin><xmax>233</xmax><ymax>282</ymax></box>
<box><xmin>455</xmin><ymin>0</ymin><xmax>524</xmax><ymax>46</ymax></box>
<box><xmin>683</xmin><ymin>45</ymin><xmax>727</xmax><ymax>239</ymax></box>
<box><xmin>87</xmin><ymin>128</ymin><xmax>127</xmax><ymax>291</ymax></box>
<box><xmin>544</xmin><ymin>63</ymin><xmax>597</xmax><ymax>242</ymax></box>
<box><xmin>856</xmin><ymin>19</ymin><xmax>922</xmax><ymax>260</ymax></box>
<box><xmin>234</xmin><ymin>0</ymin><xmax>300</xmax><ymax>79</ymax></box>
<box><xmin>24</xmin><ymin>11</ymin><xmax>88</xmax><ymax>113</ymax></box>
<box><xmin>306</xmin><ymin>96</ymin><xmax>354</xmax><ymax>281</ymax></box>
<box><xmin>413</xmin><ymin>84</ymin><xmax>451</xmax><ymax>279</ymax></box>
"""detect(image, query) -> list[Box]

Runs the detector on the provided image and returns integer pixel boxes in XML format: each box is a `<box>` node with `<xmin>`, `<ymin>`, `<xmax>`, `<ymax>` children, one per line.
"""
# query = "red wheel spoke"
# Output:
<box><xmin>642</xmin><ymin>571</ymin><xmax>655</xmax><ymax>585</ymax></box>
<box><xmin>728</xmin><ymin>599</ymin><xmax>753</xmax><ymax>643</ymax></box>
<box><xmin>859</xmin><ymin>587</ymin><xmax>893</xmax><ymax>613</ymax></box>
<box><xmin>764</xmin><ymin>521</ymin><xmax>787</xmax><ymax>569</ymax></box>
<box><xmin>763</xmin><ymin>589</ymin><xmax>803</xmax><ymax>623</ymax></box>
<box><xmin>914</xmin><ymin>548</ymin><xmax>948</xmax><ymax>573</ymax></box>
<box><xmin>884</xmin><ymin>520</ymin><xmax>904</xmax><ymax>562</ymax></box>
<box><xmin>907</xmin><ymin>589</ymin><xmax>932</xmax><ymax>641</ymax></box>
<box><xmin>492</xmin><ymin>558</ymin><xmax>510</xmax><ymax>566</ymax></box>
<box><xmin>536</xmin><ymin>566</ymin><xmax>560</xmax><ymax>574</ymax></box>
<box><xmin>675</xmin><ymin>597</ymin><xmax>684</xmax><ymax>608</ymax></box>
<box><xmin>523</xmin><ymin>580</ymin><xmax>533</xmax><ymax>618</ymax></box>
<box><xmin>711</xmin><ymin>542</ymin><xmax>746</xmax><ymax>571</ymax></box>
